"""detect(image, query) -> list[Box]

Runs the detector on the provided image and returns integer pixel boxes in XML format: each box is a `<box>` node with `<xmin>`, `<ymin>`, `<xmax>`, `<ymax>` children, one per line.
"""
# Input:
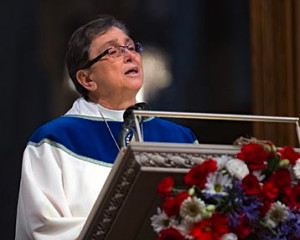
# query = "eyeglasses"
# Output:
<box><xmin>84</xmin><ymin>42</ymin><xmax>143</xmax><ymax>68</ymax></box>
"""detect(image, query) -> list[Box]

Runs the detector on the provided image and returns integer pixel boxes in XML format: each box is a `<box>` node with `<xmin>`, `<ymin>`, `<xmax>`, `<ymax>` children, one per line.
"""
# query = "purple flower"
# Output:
<box><xmin>223</xmin><ymin>179</ymin><xmax>262</xmax><ymax>227</ymax></box>
<box><xmin>278</xmin><ymin>211</ymin><xmax>300</xmax><ymax>239</ymax></box>
<box><xmin>242</xmin><ymin>199</ymin><xmax>262</xmax><ymax>223</ymax></box>
<box><xmin>256</xmin><ymin>210</ymin><xmax>300</xmax><ymax>239</ymax></box>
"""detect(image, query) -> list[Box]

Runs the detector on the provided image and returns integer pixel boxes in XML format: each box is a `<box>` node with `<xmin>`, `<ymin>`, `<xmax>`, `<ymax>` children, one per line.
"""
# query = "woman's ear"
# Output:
<box><xmin>76</xmin><ymin>69</ymin><xmax>97</xmax><ymax>91</ymax></box>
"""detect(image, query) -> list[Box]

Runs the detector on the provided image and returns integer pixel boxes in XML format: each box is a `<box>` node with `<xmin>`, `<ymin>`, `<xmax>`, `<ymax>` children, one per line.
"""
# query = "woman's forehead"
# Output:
<box><xmin>92</xmin><ymin>27</ymin><xmax>132</xmax><ymax>47</ymax></box>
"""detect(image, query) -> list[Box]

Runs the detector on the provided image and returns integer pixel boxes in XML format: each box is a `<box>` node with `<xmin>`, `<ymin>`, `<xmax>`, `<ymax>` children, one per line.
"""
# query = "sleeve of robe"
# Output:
<box><xmin>15</xmin><ymin>141</ymin><xmax>111</xmax><ymax>240</ymax></box>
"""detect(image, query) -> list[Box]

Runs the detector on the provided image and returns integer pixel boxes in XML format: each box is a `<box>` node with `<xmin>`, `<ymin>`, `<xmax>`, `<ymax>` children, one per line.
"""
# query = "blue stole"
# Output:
<box><xmin>29</xmin><ymin>116</ymin><xmax>197</xmax><ymax>165</ymax></box>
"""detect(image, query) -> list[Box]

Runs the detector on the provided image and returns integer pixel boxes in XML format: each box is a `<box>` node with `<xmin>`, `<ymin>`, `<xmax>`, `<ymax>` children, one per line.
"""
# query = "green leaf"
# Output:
<box><xmin>263</xmin><ymin>155</ymin><xmax>280</xmax><ymax>178</ymax></box>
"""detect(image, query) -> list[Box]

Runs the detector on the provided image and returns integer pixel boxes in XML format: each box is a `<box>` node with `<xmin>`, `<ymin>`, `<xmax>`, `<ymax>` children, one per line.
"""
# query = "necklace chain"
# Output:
<box><xmin>98</xmin><ymin>109</ymin><xmax>121</xmax><ymax>152</ymax></box>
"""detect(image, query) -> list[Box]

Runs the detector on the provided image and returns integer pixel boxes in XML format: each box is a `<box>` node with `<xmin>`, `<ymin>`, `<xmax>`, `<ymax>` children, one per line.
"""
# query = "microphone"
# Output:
<box><xmin>118</xmin><ymin>102</ymin><xmax>150</xmax><ymax>148</ymax></box>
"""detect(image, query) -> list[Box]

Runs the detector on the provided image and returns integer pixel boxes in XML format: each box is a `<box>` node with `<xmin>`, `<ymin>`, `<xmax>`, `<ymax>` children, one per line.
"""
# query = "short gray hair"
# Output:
<box><xmin>66</xmin><ymin>14</ymin><xmax>128</xmax><ymax>98</ymax></box>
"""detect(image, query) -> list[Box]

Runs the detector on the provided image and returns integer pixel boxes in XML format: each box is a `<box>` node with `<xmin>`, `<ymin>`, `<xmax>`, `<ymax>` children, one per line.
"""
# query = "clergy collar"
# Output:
<box><xmin>65</xmin><ymin>97</ymin><xmax>125</xmax><ymax>121</ymax></box>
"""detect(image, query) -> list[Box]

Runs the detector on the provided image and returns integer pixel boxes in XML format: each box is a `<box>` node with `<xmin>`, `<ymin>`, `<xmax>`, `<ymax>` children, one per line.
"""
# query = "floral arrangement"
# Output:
<box><xmin>151</xmin><ymin>140</ymin><xmax>300</xmax><ymax>240</ymax></box>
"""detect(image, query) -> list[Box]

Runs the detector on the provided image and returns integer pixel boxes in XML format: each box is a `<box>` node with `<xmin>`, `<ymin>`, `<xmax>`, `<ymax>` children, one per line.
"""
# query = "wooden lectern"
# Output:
<box><xmin>77</xmin><ymin>142</ymin><xmax>241</xmax><ymax>240</ymax></box>
<box><xmin>78</xmin><ymin>111</ymin><xmax>300</xmax><ymax>240</ymax></box>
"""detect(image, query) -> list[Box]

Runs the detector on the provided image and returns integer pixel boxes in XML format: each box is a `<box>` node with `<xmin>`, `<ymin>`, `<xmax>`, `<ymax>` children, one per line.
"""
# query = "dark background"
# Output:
<box><xmin>1</xmin><ymin>0</ymin><xmax>251</xmax><ymax>238</ymax></box>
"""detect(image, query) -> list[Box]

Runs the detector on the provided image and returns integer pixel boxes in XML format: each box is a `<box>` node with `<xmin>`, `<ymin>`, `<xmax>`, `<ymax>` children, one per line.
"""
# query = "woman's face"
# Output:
<box><xmin>85</xmin><ymin>26</ymin><xmax>144</xmax><ymax>108</ymax></box>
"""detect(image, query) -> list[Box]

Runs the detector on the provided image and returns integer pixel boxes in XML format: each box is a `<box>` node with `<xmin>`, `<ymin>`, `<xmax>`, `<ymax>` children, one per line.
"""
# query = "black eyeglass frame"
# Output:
<box><xmin>83</xmin><ymin>42</ymin><xmax>143</xmax><ymax>69</ymax></box>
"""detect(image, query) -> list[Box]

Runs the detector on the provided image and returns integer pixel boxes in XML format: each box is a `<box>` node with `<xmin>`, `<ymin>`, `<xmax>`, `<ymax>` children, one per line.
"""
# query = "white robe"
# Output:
<box><xmin>16</xmin><ymin>98</ymin><xmax>124</xmax><ymax>240</ymax></box>
<box><xmin>16</xmin><ymin>98</ymin><xmax>197</xmax><ymax>240</ymax></box>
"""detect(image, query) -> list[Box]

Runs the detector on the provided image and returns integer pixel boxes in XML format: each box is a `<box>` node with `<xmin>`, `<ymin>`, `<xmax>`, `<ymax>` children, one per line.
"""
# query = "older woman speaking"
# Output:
<box><xmin>15</xmin><ymin>14</ymin><xmax>197</xmax><ymax>239</ymax></box>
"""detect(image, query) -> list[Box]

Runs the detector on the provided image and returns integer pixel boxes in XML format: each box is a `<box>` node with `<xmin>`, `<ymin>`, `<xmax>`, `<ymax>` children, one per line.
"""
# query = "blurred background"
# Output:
<box><xmin>1</xmin><ymin>0</ymin><xmax>299</xmax><ymax>238</ymax></box>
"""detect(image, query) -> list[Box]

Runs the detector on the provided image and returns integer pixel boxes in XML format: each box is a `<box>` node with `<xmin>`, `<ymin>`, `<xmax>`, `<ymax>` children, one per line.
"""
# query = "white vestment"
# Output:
<box><xmin>16</xmin><ymin>98</ymin><xmax>124</xmax><ymax>240</ymax></box>
<box><xmin>16</xmin><ymin>97</ymin><xmax>197</xmax><ymax>240</ymax></box>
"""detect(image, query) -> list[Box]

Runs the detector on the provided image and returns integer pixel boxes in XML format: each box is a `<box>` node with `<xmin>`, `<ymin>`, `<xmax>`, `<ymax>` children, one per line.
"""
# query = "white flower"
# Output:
<box><xmin>226</xmin><ymin>159</ymin><xmax>249</xmax><ymax>180</ymax></box>
<box><xmin>215</xmin><ymin>155</ymin><xmax>230</xmax><ymax>170</ymax></box>
<box><xmin>151</xmin><ymin>208</ymin><xmax>177</xmax><ymax>233</ymax></box>
<box><xmin>222</xmin><ymin>233</ymin><xmax>238</xmax><ymax>240</ymax></box>
<box><xmin>293</xmin><ymin>159</ymin><xmax>300</xmax><ymax>179</ymax></box>
<box><xmin>180</xmin><ymin>196</ymin><xmax>206</xmax><ymax>223</ymax></box>
<box><xmin>264</xmin><ymin>201</ymin><xmax>289</xmax><ymax>228</ymax></box>
<box><xmin>252</xmin><ymin>170</ymin><xmax>265</xmax><ymax>181</ymax></box>
<box><xmin>190</xmin><ymin>156</ymin><xmax>205</xmax><ymax>165</ymax></box>
<box><xmin>175</xmin><ymin>220</ymin><xmax>195</xmax><ymax>239</ymax></box>
<box><xmin>203</xmin><ymin>172</ymin><xmax>233</xmax><ymax>196</ymax></box>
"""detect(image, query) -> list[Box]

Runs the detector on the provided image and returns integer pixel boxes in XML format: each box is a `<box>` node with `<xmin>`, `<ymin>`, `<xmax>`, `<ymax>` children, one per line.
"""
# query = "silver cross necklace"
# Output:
<box><xmin>98</xmin><ymin>109</ymin><xmax>121</xmax><ymax>152</ymax></box>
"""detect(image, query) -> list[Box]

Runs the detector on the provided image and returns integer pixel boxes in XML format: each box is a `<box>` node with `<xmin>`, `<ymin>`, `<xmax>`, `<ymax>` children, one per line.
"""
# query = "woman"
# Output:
<box><xmin>15</xmin><ymin>14</ymin><xmax>197</xmax><ymax>239</ymax></box>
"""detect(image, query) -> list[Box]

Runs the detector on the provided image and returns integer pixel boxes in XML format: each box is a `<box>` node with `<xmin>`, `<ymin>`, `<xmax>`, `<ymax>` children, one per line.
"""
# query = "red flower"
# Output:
<box><xmin>157</xmin><ymin>176</ymin><xmax>175</xmax><ymax>198</ymax></box>
<box><xmin>260</xmin><ymin>199</ymin><xmax>273</xmax><ymax>217</ymax></box>
<box><xmin>268</xmin><ymin>168</ymin><xmax>292</xmax><ymax>189</ymax></box>
<box><xmin>231</xmin><ymin>215</ymin><xmax>252</xmax><ymax>239</ymax></box>
<box><xmin>242</xmin><ymin>174</ymin><xmax>261</xmax><ymax>195</ymax></box>
<box><xmin>237</xmin><ymin>143</ymin><xmax>268</xmax><ymax>171</ymax></box>
<box><xmin>281</xmin><ymin>186</ymin><xmax>292</xmax><ymax>207</ymax></box>
<box><xmin>163</xmin><ymin>192</ymin><xmax>190</xmax><ymax>217</ymax></box>
<box><xmin>290</xmin><ymin>184</ymin><xmax>300</xmax><ymax>208</ymax></box>
<box><xmin>184</xmin><ymin>159</ymin><xmax>217</xmax><ymax>188</ymax></box>
<box><xmin>279</xmin><ymin>146</ymin><xmax>300</xmax><ymax>165</ymax></box>
<box><xmin>190</xmin><ymin>213</ymin><xmax>228</xmax><ymax>240</ymax></box>
<box><xmin>163</xmin><ymin>197</ymin><xmax>178</xmax><ymax>217</ymax></box>
<box><xmin>262</xmin><ymin>182</ymin><xmax>279</xmax><ymax>200</ymax></box>
<box><xmin>175</xmin><ymin>191</ymin><xmax>191</xmax><ymax>206</ymax></box>
<box><xmin>158</xmin><ymin>227</ymin><xmax>186</xmax><ymax>240</ymax></box>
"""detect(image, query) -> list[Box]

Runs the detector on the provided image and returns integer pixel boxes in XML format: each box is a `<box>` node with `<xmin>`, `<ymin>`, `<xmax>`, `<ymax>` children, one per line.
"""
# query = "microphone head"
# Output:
<box><xmin>134</xmin><ymin>102</ymin><xmax>150</xmax><ymax>110</ymax></box>
<box><xmin>123</xmin><ymin>102</ymin><xmax>150</xmax><ymax>121</ymax></box>
<box><xmin>118</xmin><ymin>102</ymin><xmax>150</xmax><ymax>147</ymax></box>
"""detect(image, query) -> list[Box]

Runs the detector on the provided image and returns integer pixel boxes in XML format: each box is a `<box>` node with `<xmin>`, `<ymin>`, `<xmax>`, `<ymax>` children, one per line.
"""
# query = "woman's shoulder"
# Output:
<box><xmin>28</xmin><ymin>116</ymin><xmax>94</xmax><ymax>143</ymax></box>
